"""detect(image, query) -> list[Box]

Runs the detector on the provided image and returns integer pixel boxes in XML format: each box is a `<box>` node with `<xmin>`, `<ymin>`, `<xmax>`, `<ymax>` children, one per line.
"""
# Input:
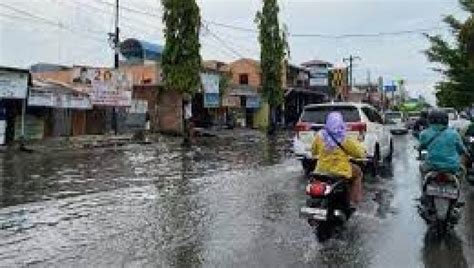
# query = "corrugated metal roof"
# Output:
<box><xmin>301</xmin><ymin>59</ymin><xmax>333</xmax><ymax>67</ymax></box>
<box><xmin>120</xmin><ymin>38</ymin><xmax>163</xmax><ymax>61</ymax></box>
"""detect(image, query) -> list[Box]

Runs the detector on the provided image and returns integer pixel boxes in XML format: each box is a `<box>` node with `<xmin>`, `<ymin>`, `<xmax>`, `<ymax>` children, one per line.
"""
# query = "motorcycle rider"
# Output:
<box><xmin>465</xmin><ymin>117</ymin><xmax>474</xmax><ymax>136</ymax></box>
<box><xmin>419</xmin><ymin>109</ymin><xmax>468</xmax><ymax>176</ymax></box>
<box><xmin>311</xmin><ymin>112</ymin><xmax>366</xmax><ymax>205</ymax></box>
<box><xmin>413</xmin><ymin>109</ymin><xmax>429</xmax><ymax>134</ymax></box>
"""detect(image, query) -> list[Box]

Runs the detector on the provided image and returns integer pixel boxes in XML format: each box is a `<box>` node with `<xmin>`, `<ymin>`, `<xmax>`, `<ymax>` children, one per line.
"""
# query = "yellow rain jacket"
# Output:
<box><xmin>311</xmin><ymin>133</ymin><xmax>366</xmax><ymax>179</ymax></box>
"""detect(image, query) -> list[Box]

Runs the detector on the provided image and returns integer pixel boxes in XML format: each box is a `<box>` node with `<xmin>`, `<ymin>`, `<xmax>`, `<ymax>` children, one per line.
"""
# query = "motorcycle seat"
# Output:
<box><xmin>310</xmin><ymin>172</ymin><xmax>347</xmax><ymax>181</ymax></box>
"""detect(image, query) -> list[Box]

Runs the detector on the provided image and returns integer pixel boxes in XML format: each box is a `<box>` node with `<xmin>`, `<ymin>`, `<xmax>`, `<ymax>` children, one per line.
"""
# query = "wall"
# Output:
<box><xmin>253</xmin><ymin>102</ymin><xmax>269</xmax><ymax>129</ymax></box>
<box><xmin>33</xmin><ymin>70</ymin><xmax>72</xmax><ymax>84</ymax></box>
<box><xmin>121</xmin><ymin>64</ymin><xmax>161</xmax><ymax>85</ymax></box>
<box><xmin>157</xmin><ymin>89</ymin><xmax>183</xmax><ymax>135</ymax></box>
<box><xmin>228</xmin><ymin>58</ymin><xmax>287</xmax><ymax>89</ymax></box>
<box><xmin>133</xmin><ymin>85</ymin><xmax>159</xmax><ymax>131</ymax></box>
<box><xmin>229</xmin><ymin>59</ymin><xmax>261</xmax><ymax>88</ymax></box>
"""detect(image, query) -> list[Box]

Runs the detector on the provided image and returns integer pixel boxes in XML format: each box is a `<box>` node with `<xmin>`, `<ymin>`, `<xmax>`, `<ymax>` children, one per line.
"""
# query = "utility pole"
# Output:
<box><xmin>343</xmin><ymin>55</ymin><xmax>361</xmax><ymax>92</ymax></box>
<box><xmin>111</xmin><ymin>0</ymin><xmax>120</xmax><ymax>135</ymax></box>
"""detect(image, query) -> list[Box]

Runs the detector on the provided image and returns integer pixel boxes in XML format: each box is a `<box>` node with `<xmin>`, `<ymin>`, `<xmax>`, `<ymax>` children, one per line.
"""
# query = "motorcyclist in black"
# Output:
<box><xmin>413</xmin><ymin>110</ymin><xmax>429</xmax><ymax>133</ymax></box>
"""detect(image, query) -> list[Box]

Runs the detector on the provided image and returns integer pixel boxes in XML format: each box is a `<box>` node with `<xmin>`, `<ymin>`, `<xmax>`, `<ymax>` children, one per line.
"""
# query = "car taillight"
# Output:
<box><xmin>295</xmin><ymin>122</ymin><xmax>311</xmax><ymax>138</ymax></box>
<box><xmin>306</xmin><ymin>181</ymin><xmax>327</xmax><ymax>197</ymax></box>
<box><xmin>348</xmin><ymin>122</ymin><xmax>367</xmax><ymax>132</ymax></box>
<box><xmin>348</xmin><ymin>122</ymin><xmax>367</xmax><ymax>141</ymax></box>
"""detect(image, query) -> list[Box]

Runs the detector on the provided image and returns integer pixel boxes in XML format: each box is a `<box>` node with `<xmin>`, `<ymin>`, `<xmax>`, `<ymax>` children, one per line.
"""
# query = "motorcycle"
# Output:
<box><xmin>300</xmin><ymin>160</ymin><xmax>365</xmax><ymax>242</ymax></box>
<box><xmin>463</xmin><ymin>134</ymin><xmax>474</xmax><ymax>183</ymax></box>
<box><xmin>417</xmin><ymin>171</ymin><xmax>463</xmax><ymax>236</ymax></box>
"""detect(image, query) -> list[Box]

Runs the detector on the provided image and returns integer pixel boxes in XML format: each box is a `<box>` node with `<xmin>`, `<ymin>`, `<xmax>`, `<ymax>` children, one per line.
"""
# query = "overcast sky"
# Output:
<box><xmin>0</xmin><ymin>0</ymin><xmax>469</xmax><ymax>104</ymax></box>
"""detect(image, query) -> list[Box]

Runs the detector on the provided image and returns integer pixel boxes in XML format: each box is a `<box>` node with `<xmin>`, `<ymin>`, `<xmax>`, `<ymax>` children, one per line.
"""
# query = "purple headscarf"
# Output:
<box><xmin>321</xmin><ymin>112</ymin><xmax>347</xmax><ymax>150</ymax></box>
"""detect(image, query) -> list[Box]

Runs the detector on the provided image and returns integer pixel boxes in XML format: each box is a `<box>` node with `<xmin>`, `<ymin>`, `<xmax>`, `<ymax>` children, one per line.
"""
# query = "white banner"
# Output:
<box><xmin>200</xmin><ymin>73</ymin><xmax>220</xmax><ymax>94</ymax></box>
<box><xmin>28</xmin><ymin>88</ymin><xmax>92</xmax><ymax>109</ymax></box>
<box><xmin>0</xmin><ymin>120</ymin><xmax>5</xmax><ymax>145</ymax></box>
<box><xmin>129</xmin><ymin>99</ymin><xmax>148</xmax><ymax>114</ymax></box>
<box><xmin>72</xmin><ymin>67</ymin><xmax>132</xmax><ymax>107</ymax></box>
<box><xmin>0</xmin><ymin>71</ymin><xmax>28</xmax><ymax>99</ymax></box>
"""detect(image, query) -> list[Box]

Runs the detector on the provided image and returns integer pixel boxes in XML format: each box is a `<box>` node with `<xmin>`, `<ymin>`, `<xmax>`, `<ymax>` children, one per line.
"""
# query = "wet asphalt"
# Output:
<box><xmin>0</xmin><ymin>132</ymin><xmax>473</xmax><ymax>267</ymax></box>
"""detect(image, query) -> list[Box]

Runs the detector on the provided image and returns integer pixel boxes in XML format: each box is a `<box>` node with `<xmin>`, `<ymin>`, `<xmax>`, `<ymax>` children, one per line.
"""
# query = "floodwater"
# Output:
<box><xmin>0</xmin><ymin>132</ymin><xmax>473</xmax><ymax>267</ymax></box>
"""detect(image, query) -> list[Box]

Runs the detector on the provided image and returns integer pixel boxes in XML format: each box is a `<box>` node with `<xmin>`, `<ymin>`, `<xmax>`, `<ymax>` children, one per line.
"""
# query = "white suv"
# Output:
<box><xmin>441</xmin><ymin>107</ymin><xmax>471</xmax><ymax>133</ymax></box>
<box><xmin>293</xmin><ymin>102</ymin><xmax>393</xmax><ymax>176</ymax></box>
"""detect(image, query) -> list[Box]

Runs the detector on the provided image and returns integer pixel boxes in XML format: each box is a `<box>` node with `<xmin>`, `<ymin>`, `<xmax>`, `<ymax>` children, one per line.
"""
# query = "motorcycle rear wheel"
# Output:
<box><xmin>315</xmin><ymin>222</ymin><xmax>333</xmax><ymax>242</ymax></box>
<box><xmin>434</xmin><ymin>220</ymin><xmax>448</xmax><ymax>237</ymax></box>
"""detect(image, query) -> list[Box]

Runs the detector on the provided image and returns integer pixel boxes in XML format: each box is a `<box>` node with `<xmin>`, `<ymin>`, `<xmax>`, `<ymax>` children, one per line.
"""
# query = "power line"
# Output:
<box><xmin>207</xmin><ymin>22</ymin><xmax>446</xmax><ymax>38</ymax></box>
<box><xmin>290</xmin><ymin>27</ymin><xmax>447</xmax><ymax>38</ymax></box>
<box><xmin>0</xmin><ymin>10</ymin><xmax>105</xmax><ymax>43</ymax></box>
<box><xmin>0</xmin><ymin>2</ymin><xmax>106</xmax><ymax>37</ymax></box>
<box><xmin>70</xmin><ymin>0</ymin><xmax>162</xmax><ymax>32</ymax></box>
<box><xmin>91</xmin><ymin>0</ymin><xmax>447</xmax><ymax>39</ymax></box>
<box><xmin>203</xmin><ymin>26</ymin><xmax>245</xmax><ymax>58</ymax></box>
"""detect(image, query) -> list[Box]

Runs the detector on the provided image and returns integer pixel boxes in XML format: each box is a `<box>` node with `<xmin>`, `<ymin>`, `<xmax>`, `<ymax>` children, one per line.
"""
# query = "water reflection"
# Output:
<box><xmin>422</xmin><ymin>232</ymin><xmax>468</xmax><ymax>268</ymax></box>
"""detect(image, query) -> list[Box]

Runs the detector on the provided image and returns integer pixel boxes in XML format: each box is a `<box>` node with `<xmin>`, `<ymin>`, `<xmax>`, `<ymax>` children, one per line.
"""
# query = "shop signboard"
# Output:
<box><xmin>0</xmin><ymin>120</ymin><xmax>5</xmax><ymax>145</ymax></box>
<box><xmin>14</xmin><ymin>115</ymin><xmax>44</xmax><ymax>141</ymax></box>
<box><xmin>72</xmin><ymin>67</ymin><xmax>132</xmax><ymax>106</ymax></box>
<box><xmin>200</xmin><ymin>73</ymin><xmax>220</xmax><ymax>94</ymax></box>
<box><xmin>222</xmin><ymin>96</ymin><xmax>241</xmax><ymax>107</ymax></box>
<box><xmin>308</xmin><ymin>66</ymin><xmax>329</xmax><ymax>87</ymax></box>
<box><xmin>204</xmin><ymin>93</ymin><xmax>220</xmax><ymax>108</ymax></box>
<box><xmin>129</xmin><ymin>99</ymin><xmax>148</xmax><ymax>114</ymax></box>
<box><xmin>0</xmin><ymin>71</ymin><xmax>28</xmax><ymax>99</ymax></box>
<box><xmin>384</xmin><ymin>85</ymin><xmax>397</xmax><ymax>92</ymax></box>
<box><xmin>28</xmin><ymin>90</ymin><xmax>55</xmax><ymax>107</ymax></box>
<box><xmin>0</xmin><ymin>105</ymin><xmax>5</xmax><ymax>145</ymax></box>
<box><xmin>28</xmin><ymin>88</ymin><xmax>92</xmax><ymax>109</ymax></box>
<box><xmin>246</xmin><ymin>96</ymin><xmax>261</xmax><ymax>108</ymax></box>
<box><xmin>59</xmin><ymin>94</ymin><xmax>92</xmax><ymax>109</ymax></box>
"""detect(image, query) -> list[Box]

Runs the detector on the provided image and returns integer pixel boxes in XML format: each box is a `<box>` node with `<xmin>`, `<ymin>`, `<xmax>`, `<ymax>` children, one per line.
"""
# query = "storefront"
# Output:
<box><xmin>284</xmin><ymin>87</ymin><xmax>327</xmax><ymax>126</ymax></box>
<box><xmin>27</xmin><ymin>80</ymin><xmax>92</xmax><ymax>139</ymax></box>
<box><xmin>0</xmin><ymin>67</ymin><xmax>30</xmax><ymax>145</ymax></box>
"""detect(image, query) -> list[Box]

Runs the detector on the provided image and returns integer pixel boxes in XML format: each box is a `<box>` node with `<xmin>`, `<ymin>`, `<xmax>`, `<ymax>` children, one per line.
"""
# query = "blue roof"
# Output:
<box><xmin>120</xmin><ymin>38</ymin><xmax>163</xmax><ymax>61</ymax></box>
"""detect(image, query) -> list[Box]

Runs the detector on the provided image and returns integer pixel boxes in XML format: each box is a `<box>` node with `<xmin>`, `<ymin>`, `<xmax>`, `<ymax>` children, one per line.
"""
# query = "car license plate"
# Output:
<box><xmin>300</xmin><ymin>207</ymin><xmax>327</xmax><ymax>220</ymax></box>
<box><xmin>426</xmin><ymin>185</ymin><xmax>458</xmax><ymax>199</ymax></box>
<box><xmin>299</xmin><ymin>131</ymin><xmax>315</xmax><ymax>145</ymax></box>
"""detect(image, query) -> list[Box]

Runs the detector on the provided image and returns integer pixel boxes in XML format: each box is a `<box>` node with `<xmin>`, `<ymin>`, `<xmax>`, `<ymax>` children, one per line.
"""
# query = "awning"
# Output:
<box><xmin>285</xmin><ymin>87</ymin><xmax>327</xmax><ymax>97</ymax></box>
<box><xmin>227</xmin><ymin>85</ymin><xmax>260</xmax><ymax>97</ymax></box>
<box><xmin>29</xmin><ymin>79</ymin><xmax>92</xmax><ymax>109</ymax></box>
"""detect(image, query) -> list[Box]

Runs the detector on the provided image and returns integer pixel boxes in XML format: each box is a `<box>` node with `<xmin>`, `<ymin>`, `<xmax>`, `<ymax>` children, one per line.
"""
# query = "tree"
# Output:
<box><xmin>425</xmin><ymin>0</ymin><xmax>474</xmax><ymax>108</ymax></box>
<box><xmin>255</xmin><ymin>0</ymin><xmax>289</xmax><ymax>134</ymax></box>
<box><xmin>161</xmin><ymin>0</ymin><xmax>201</xmax><ymax>144</ymax></box>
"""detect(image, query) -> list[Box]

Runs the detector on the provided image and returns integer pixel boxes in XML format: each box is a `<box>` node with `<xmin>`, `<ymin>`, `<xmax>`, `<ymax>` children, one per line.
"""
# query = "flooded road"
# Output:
<box><xmin>0</xmin><ymin>132</ymin><xmax>473</xmax><ymax>267</ymax></box>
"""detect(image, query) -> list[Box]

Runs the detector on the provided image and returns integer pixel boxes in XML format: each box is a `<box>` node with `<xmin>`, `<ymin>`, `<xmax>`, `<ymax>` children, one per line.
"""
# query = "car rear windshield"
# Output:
<box><xmin>300</xmin><ymin>106</ymin><xmax>361</xmax><ymax>124</ymax></box>
<box><xmin>385</xmin><ymin>113</ymin><xmax>402</xmax><ymax>120</ymax></box>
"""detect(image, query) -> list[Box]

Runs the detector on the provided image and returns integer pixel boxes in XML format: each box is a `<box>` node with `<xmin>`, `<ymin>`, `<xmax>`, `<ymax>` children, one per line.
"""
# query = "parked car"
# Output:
<box><xmin>384</xmin><ymin>111</ymin><xmax>408</xmax><ymax>135</ymax></box>
<box><xmin>293</xmin><ymin>102</ymin><xmax>393</xmax><ymax>176</ymax></box>
<box><xmin>405</xmin><ymin>111</ymin><xmax>421</xmax><ymax>129</ymax></box>
<box><xmin>441</xmin><ymin>107</ymin><xmax>471</xmax><ymax>133</ymax></box>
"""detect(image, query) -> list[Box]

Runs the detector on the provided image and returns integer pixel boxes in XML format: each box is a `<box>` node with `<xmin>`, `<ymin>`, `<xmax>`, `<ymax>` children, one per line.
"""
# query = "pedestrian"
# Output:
<box><xmin>145</xmin><ymin>111</ymin><xmax>151</xmax><ymax>132</ymax></box>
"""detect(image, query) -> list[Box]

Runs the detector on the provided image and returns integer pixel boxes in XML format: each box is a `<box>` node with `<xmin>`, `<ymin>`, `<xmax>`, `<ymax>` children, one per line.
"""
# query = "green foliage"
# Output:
<box><xmin>425</xmin><ymin>0</ymin><xmax>474</xmax><ymax>108</ymax></box>
<box><xmin>161</xmin><ymin>0</ymin><xmax>201</xmax><ymax>95</ymax></box>
<box><xmin>255</xmin><ymin>0</ymin><xmax>288</xmax><ymax>107</ymax></box>
<box><xmin>219</xmin><ymin>72</ymin><xmax>231</xmax><ymax>97</ymax></box>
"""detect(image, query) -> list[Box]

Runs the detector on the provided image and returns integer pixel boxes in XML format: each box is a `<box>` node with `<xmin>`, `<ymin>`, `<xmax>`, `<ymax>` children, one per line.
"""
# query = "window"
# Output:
<box><xmin>239</xmin><ymin>74</ymin><xmax>249</xmax><ymax>85</ymax></box>
<box><xmin>362</xmin><ymin>107</ymin><xmax>383</xmax><ymax>124</ymax></box>
<box><xmin>301</xmin><ymin>106</ymin><xmax>361</xmax><ymax>124</ymax></box>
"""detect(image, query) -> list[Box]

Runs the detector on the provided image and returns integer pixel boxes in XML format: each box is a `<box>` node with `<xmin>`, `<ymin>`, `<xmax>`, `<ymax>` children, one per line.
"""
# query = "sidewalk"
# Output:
<box><xmin>194</xmin><ymin>127</ymin><xmax>265</xmax><ymax>139</ymax></box>
<box><xmin>5</xmin><ymin>134</ymin><xmax>145</xmax><ymax>153</ymax></box>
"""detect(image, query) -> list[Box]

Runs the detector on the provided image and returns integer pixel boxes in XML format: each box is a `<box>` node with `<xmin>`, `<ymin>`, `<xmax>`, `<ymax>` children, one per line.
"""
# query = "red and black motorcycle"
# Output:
<box><xmin>300</xmin><ymin>171</ymin><xmax>356</xmax><ymax>242</ymax></box>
